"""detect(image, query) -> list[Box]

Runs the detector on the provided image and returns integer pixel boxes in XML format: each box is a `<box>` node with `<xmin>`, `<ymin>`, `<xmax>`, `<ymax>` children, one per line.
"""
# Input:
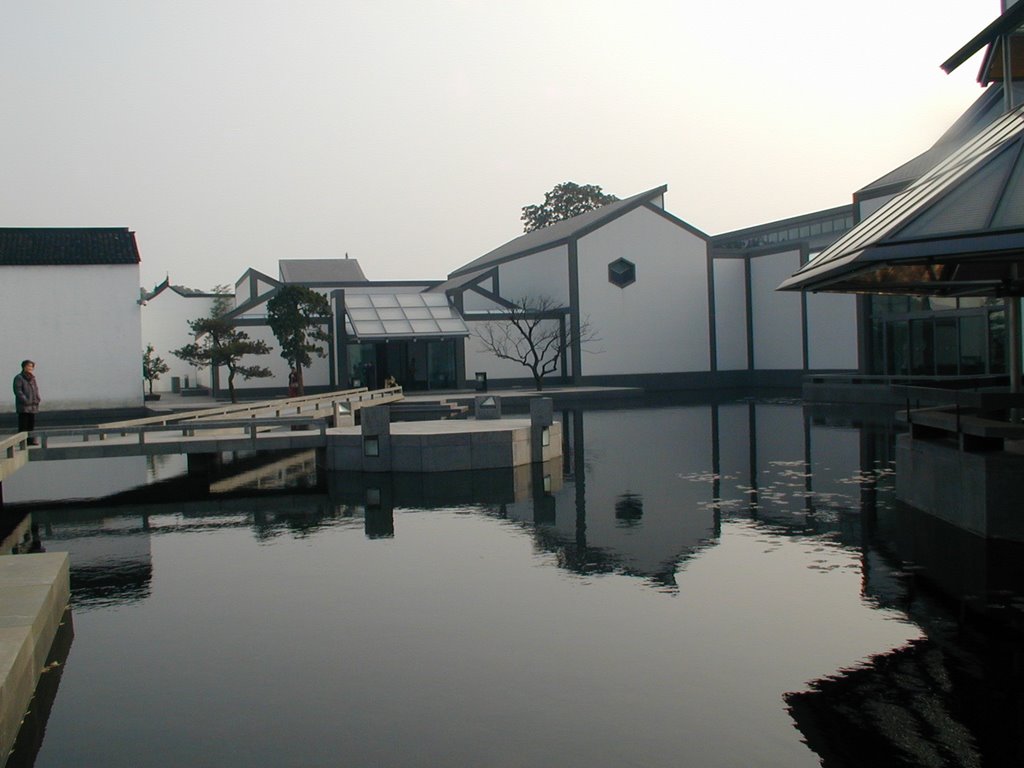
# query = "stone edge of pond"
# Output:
<box><xmin>0</xmin><ymin>552</ymin><xmax>70</xmax><ymax>765</ymax></box>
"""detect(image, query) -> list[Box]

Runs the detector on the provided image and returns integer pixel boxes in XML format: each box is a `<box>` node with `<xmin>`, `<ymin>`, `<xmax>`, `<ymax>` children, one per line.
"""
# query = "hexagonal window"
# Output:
<box><xmin>608</xmin><ymin>258</ymin><xmax>636</xmax><ymax>288</ymax></box>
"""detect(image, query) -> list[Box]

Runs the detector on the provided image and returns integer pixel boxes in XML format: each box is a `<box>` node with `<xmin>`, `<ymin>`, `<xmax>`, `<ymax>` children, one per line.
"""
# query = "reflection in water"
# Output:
<box><xmin>15</xmin><ymin>400</ymin><xmax>1024</xmax><ymax>767</ymax></box>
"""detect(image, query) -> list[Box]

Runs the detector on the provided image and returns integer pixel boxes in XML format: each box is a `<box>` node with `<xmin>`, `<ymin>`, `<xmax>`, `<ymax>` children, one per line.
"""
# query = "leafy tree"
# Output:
<box><xmin>470</xmin><ymin>296</ymin><xmax>599</xmax><ymax>390</ymax></box>
<box><xmin>172</xmin><ymin>287</ymin><xmax>272</xmax><ymax>403</ymax></box>
<box><xmin>521</xmin><ymin>182</ymin><xmax>618</xmax><ymax>233</ymax></box>
<box><xmin>142</xmin><ymin>343</ymin><xmax>170</xmax><ymax>396</ymax></box>
<box><xmin>266</xmin><ymin>285</ymin><xmax>332</xmax><ymax>396</ymax></box>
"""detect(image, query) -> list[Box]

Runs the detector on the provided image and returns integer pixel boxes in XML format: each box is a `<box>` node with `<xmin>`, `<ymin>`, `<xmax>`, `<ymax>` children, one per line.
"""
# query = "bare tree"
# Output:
<box><xmin>471</xmin><ymin>296</ymin><xmax>599</xmax><ymax>390</ymax></box>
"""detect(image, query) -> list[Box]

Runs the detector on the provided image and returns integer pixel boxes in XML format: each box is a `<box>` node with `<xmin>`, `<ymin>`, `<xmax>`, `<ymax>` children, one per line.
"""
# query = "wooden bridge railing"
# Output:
<box><xmin>99</xmin><ymin>386</ymin><xmax>404</xmax><ymax>429</ymax></box>
<box><xmin>0</xmin><ymin>432</ymin><xmax>30</xmax><ymax>484</ymax></box>
<box><xmin>32</xmin><ymin>417</ymin><xmax>330</xmax><ymax>450</ymax></box>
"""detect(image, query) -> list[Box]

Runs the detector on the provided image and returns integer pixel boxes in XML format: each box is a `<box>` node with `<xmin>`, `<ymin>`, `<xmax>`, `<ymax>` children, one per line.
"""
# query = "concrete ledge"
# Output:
<box><xmin>896</xmin><ymin>433</ymin><xmax>1024</xmax><ymax>541</ymax></box>
<box><xmin>325</xmin><ymin>419</ymin><xmax>561</xmax><ymax>472</ymax></box>
<box><xmin>0</xmin><ymin>552</ymin><xmax>70</xmax><ymax>764</ymax></box>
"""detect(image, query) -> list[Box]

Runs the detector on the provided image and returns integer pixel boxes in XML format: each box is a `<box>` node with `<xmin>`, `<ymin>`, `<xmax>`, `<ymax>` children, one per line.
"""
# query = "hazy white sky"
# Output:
<box><xmin>0</xmin><ymin>1</ymin><xmax>999</xmax><ymax>289</ymax></box>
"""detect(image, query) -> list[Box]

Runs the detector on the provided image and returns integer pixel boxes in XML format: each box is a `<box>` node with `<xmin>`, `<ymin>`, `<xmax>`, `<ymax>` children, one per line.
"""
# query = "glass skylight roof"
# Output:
<box><xmin>344</xmin><ymin>293</ymin><xmax>469</xmax><ymax>339</ymax></box>
<box><xmin>780</xmin><ymin>103</ymin><xmax>1024</xmax><ymax>295</ymax></box>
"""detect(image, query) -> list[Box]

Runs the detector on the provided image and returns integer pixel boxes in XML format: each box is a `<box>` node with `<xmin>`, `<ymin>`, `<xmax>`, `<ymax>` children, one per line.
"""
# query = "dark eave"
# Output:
<box><xmin>941</xmin><ymin>2</ymin><xmax>1024</xmax><ymax>75</ymax></box>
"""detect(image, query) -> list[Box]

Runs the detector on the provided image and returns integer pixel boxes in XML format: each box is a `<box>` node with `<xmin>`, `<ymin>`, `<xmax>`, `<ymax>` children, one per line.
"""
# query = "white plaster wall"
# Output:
<box><xmin>750</xmin><ymin>250</ymin><xmax>803</xmax><ymax>370</ymax></box>
<box><xmin>463</xmin><ymin>318</ymin><xmax>567</xmax><ymax>380</ymax></box>
<box><xmin>806</xmin><ymin>292</ymin><xmax>858</xmax><ymax>369</ymax></box>
<box><xmin>235</xmin><ymin>274</ymin><xmax>253</xmax><ymax>306</ymax></box>
<box><xmin>713</xmin><ymin>258</ymin><xmax>748</xmax><ymax>371</ymax></box>
<box><xmin>141</xmin><ymin>290</ymin><xmax>217</xmax><ymax>392</ymax></box>
<box><xmin>462</xmin><ymin>291</ymin><xmax>508</xmax><ymax>312</ymax></box>
<box><xmin>577</xmin><ymin>206</ymin><xmax>710</xmax><ymax>375</ymax></box>
<box><xmin>0</xmin><ymin>264</ymin><xmax>143</xmax><ymax>412</ymax></box>
<box><xmin>496</xmin><ymin>245</ymin><xmax>570</xmax><ymax>305</ymax></box>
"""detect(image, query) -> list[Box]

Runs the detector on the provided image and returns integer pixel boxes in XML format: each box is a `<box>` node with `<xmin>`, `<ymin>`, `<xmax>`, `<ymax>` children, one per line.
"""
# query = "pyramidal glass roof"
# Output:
<box><xmin>780</xmin><ymin>103</ymin><xmax>1024</xmax><ymax>296</ymax></box>
<box><xmin>344</xmin><ymin>293</ymin><xmax>469</xmax><ymax>340</ymax></box>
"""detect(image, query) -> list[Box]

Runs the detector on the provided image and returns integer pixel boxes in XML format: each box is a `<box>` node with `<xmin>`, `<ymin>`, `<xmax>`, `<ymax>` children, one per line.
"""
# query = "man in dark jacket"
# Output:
<box><xmin>13</xmin><ymin>359</ymin><xmax>41</xmax><ymax>445</ymax></box>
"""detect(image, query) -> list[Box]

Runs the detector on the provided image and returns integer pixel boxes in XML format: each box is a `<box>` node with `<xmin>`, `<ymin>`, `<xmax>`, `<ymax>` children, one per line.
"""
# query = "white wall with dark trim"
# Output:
<box><xmin>1</xmin><ymin>264</ymin><xmax>143</xmax><ymax>412</ymax></box>
<box><xmin>712</xmin><ymin>258</ymin><xmax>749</xmax><ymax>371</ymax></box>
<box><xmin>577</xmin><ymin>205</ymin><xmax>709</xmax><ymax>376</ymax></box>
<box><xmin>750</xmin><ymin>250</ymin><xmax>803</xmax><ymax>370</ymax></box>
<box><xmin>806</xmin><ymin>292</ymin><xmax>858</xmax><ymax>369</ymax></box>
<box><xmin>141</xmin><ymin>289</ymin><xmax>216</xmax><ymax>392</ymax></box>
<box><xmin>496</xmin><ymin>244</ymin><xmax>570</xmax><ymax>304</ymax></box>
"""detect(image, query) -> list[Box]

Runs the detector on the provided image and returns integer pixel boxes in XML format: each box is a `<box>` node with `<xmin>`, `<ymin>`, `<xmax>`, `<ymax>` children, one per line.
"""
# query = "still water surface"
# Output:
<box><xmin>12</xmin><ymin>401</ymin><xmax>1024</xmax><ymax>767</ymax></box>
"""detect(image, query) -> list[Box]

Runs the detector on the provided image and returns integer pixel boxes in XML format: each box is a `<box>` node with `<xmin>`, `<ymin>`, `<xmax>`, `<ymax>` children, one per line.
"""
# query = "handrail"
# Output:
<box><xmin>32</xmin><ymin>417</ymin><xmax>329</xmax><ymax>449</ymax></box>
<box><xmin>99</xmin><ymin>386</ymin><xmax>403</xmax><ymax>429</ymax></box>
<box><xmin>1</xmin><ymin>432</ymin><xmax>28</xmax><ymax>458</ymax></box>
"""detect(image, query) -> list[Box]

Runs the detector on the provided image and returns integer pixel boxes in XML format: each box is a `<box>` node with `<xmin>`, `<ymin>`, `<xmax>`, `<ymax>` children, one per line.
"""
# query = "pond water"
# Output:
<box><xmin>9</xmin><ymin>400</ymin><xmax>1024</xmax><ymax>767</ymax></box>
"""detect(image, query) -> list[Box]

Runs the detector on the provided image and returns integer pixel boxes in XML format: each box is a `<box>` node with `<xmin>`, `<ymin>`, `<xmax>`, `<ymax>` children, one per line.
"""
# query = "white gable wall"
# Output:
<box><xmin>713</xmin><ymin>258</ymin><xmax>749</xmax><ymax>371</ymax></box>
<box><xmin>577</xmin><ymin>206</ymin><xmax>710</xmax><ymax>375</ymax></box>
<box><xmin>141</xmin><ymin>290</ymin><xmax>217</xmax><ymax>392</ymax></box>
<box><xmin>1</xmin><ymin>264</ymin><xmax>143</xmax><ymax>412</ymax></box>
<box><xmin>495</xmin><ymin>244</ymin><xmax>570</xmax><ymax>305</ymax></box>
<box><xmin>750</xmin><ymin>250</ymin><xmax>803</xmax><ymax>369</ymax></box>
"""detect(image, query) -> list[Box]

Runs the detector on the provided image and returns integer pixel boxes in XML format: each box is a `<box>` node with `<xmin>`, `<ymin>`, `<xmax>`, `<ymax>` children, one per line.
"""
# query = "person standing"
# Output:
<box><xmin>13</xmin><ymin>359</ymin><xmax>41</xmax><ymax>445</ymax></box>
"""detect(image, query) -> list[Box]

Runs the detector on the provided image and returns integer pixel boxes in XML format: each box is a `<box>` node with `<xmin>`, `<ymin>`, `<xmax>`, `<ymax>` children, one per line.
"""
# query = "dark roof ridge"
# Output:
<box><xmin>447</xmin><ymin>185</ymin><xmax>668</xmax><ymax>279</ymax></box>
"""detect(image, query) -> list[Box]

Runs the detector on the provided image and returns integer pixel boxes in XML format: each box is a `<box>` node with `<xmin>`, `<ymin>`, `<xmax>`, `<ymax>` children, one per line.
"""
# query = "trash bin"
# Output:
<box><xmin>475</xmin><ymin>372</ymin><xmax>487</xmax><ymax>392</ymax></box>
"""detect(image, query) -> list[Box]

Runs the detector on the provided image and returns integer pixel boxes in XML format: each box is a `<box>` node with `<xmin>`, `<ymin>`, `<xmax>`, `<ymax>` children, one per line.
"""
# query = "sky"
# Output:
<box><xmin>0</xmin><ymin>0</ymin><xmax>1001</xmax><ymax>290</ymax></box>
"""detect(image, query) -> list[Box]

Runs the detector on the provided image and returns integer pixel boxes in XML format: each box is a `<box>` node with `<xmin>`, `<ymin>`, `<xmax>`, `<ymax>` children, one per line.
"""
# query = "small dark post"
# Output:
<box><xmin>530</xmin><ymin>397</ymin><xmax>554</xmax><ymax>464</ymax></box>
<box><xmin>360</xmin><ymin>405</ymin><xmax>392</xmax><ymax>471</ymax></box>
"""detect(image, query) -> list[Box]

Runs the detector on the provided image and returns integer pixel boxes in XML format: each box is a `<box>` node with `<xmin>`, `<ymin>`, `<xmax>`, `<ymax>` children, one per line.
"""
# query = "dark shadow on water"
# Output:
<box><xmin>4</xmin><ymin>609</ymin><xmax>74</xmax><ymax>768</ymax></box>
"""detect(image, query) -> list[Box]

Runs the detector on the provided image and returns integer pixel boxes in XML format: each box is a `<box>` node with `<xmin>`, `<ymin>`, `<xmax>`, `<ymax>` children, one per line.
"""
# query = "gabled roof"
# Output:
<box><xmin>780</xmin><ymin>103</ymin><xmax>1024</xmax><ymax>296</ymax></box>
<box><xmin>857</xmin><ymin>84</ymin><xmax>1024</xmax><ymax>198</ymax></box>
<box><xmin>446</xmin><ymin>185</ymin><xmax>670</xmax><ymax>280</ymax></box>
<box><xmin>0</xmin><ymin>228</ymin><xmax>141</xmax><ymax>266</ymax></box>
<box><xmin>142</xmin><ymin>276</ymin><xmax>218</xmax><ymax>301</ymax></box>
<box><xmin>279</xmin><ymin>258</ymin><xmax>367</xmax><ymax>283</ymax></box>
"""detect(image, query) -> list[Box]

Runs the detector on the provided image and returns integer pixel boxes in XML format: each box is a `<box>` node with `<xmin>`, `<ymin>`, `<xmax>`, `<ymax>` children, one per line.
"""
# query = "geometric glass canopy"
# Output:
<box><xmin>779</xmin><ymin>103</ymin><xmax>1024</xmax><ymax>297</ymax></box>
<box><xmin>344</xmin><ymin>292</ymin><xmax>469</xmax><ymax>340</ymax></box>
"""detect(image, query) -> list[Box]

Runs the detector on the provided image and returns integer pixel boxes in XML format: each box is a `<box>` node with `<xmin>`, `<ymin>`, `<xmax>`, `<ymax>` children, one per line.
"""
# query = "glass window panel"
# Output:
<box><xmin>411</xmin><ymin>319</ymin><xmax>440</xmax><ymax>333</ymax></box>
<box><xmin>348</xmin><ymin>308</ymin><xmax>378</xmax><ymax>320</ymax></box>
<box><xmin>396</xmin><ymin>294</ymin><xmax>422</xmax><ymax>307</ymax></box>
<box><xmin>991</xmin><ymin>146</ymin><xmax>1024</xmax><ymax>227</ymax></box>
<box><xmin>370</xmin><ymin>294</ymin><xmax>400</xmax><ymax>307</ymax></box>
<box><xmin>404</xmin><ymin>307</ymin><xmax>432</xmax><ymax>319</ymax></box>
<box><xmin>438</xmin><ymin>319</ymin><xmax>467</xmax><ymax>333</ymax></box>
<box><xmin>990</xmin><ymin>309</ymin><xmax>1007</xmax><ymax>374</ymax></box>
<box><xmin>430</xmin><ymin>306</ymin><xmax>454</xmax><ymax>318</ymax></box>
<box><xmin>345</xmin><ymin>294</ymin><xmax>372</xmax><ymax>307</ymax></box>
<box><xmin>957</xmin><ymin>297</ymin><xmax>987</xmax><ymax>309</ymax></box>
<box><xmin>895</xmin><ymin>144</ymin><xmax>1017</xmax><ymax>238</ymax></box>
<box><xmin>353</xmin><ymin>321</ymin><xmax>387</xmax><ymax>336</ymax></box>
<box><xmin>928</xmin><ymin>297</ymin><xmax>958</xmax><ymax>312</ymax></box>
<box><xmin>934</xmin><ymin>318</ymin><xmax>958</xmax><ymax>375</ymax></box>
<box><xmin>889</xmin><ymin>321</ymin><xmax>909</xmax><ymax>376</ymax></box>
<box><xmin>910</xmin><ymin>318</ymin><xmax>934</xmax><ymax>375</ymax></box>
<box><xmin>427</xmin><ymin>340</ymin><xmax>456</xmax><ymax>389</ymax></box>
<box><xmin>869</xmin><ymin>320</ymin><xmax>886</xmax><ymax>374</ymax></box>
<box><xmin>382</xmin><ymin>320</ymin><xmax>413</xmax><ymax>334</ymax></box>
<box><xmin>960</xmin><ymin>315</ymin><xmax>986</xmax><ymax>375</ymax></box>
<box><xmin>378</xmin><ymin>307</ymin><xmax>405</xmax><ymax>320</ymax></box>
